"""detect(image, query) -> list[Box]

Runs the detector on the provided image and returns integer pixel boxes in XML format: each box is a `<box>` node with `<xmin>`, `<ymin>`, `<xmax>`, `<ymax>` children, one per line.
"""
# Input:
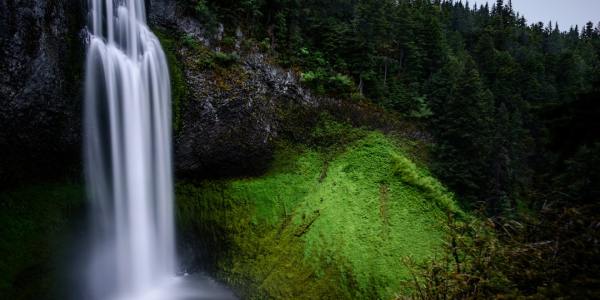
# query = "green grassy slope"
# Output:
<box><xmin>177</xmin><ymin>121</ymin><xmax>459</xmax><ymax>299</ymax></box>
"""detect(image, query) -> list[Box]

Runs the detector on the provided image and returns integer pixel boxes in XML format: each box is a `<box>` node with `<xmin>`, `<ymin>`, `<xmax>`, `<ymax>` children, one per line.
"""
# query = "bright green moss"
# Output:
<box><xmin>176</xmin><ymin>123</ymin><xmax>460</xmax><ymax>299</ymax></box>
<box><xmin>295</xmin><ymin>133</ymin><xmax>446</xmax><ymax>297</ymax></box>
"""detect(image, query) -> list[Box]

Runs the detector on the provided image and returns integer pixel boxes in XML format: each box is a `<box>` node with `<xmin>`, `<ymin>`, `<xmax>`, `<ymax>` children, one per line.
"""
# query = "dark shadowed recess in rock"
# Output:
<box><xmin>0</xmin><ymin>0</ymin><xmax>86</xmax><ymax>188</ymax></box>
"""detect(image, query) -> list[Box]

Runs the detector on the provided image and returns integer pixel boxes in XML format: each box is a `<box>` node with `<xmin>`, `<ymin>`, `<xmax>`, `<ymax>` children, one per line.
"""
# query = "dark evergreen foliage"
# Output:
<box><xmin>179</xmin><ymin>0</ymin><xmax>600</xmax><ymax>296</ymax></box>
<box><xmin>189</xmin><ymin>0</ymin><xmax>599</xmax><ymax>210</ymax></box>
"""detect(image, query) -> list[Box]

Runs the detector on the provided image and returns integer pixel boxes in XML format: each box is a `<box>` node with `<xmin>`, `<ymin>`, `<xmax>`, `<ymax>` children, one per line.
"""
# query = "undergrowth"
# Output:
<box><xmin>0</xmin><ymin>183</ymin><xmax>84</xmax><ymax>299</ymax></box>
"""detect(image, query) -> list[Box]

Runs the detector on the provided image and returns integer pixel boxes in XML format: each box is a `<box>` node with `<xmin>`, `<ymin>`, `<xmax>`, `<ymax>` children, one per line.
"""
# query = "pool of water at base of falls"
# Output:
<box><xmin>111</xmin><ymin>272</ymin><xmax>238</xmax><ymax>300</ymax></box>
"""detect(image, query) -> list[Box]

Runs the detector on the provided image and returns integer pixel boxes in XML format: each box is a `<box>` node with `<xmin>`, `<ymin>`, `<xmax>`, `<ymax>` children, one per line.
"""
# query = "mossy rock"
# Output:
<box><xmin>153</xmin><ymin>29</ymin><xmax>187</xmax><ymax>133</ymax></box>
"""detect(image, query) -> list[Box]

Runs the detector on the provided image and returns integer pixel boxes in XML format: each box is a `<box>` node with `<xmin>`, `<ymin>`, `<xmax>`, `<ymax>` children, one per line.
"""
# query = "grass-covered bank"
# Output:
<box><xmin>0</xmin><ymin>183</ymin><xmax>84</xmax><ymax>299</ymax></box>
<box><xmin>176</xmin><ymin>119</ymin><xmax>460</xmax><ymax>299</ymax></box>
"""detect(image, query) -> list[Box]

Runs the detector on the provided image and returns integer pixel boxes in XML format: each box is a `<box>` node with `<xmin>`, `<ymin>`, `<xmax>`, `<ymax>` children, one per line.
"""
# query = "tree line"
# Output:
<box><xmin>182</xmin><ymin>0</ymin><xmax>599</xmax><ymax>213</ymax></box>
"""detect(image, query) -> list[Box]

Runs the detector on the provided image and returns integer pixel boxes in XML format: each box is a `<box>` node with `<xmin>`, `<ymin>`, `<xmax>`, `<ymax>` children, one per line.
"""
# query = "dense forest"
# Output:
<box><xmin>179</xmin><ymin>0</ymin><xmax>600</xmax><ymax>297</ymax></box>
<box><xmin>1</xmin><ymin>0</ymin><xmax>599</xmax><ymax>299</ymax></box>
<box><xmin>186</xmin><ymin>0</ymin><xmax>600</xmax><ymax>210</ymax></box>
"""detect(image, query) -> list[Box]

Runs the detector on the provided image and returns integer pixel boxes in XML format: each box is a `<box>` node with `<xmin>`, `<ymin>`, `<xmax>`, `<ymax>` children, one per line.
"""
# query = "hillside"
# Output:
<box><xmin>175</xmin><ymin>120</ymin><xmax>460</xmax><ymax>299</ymax></box>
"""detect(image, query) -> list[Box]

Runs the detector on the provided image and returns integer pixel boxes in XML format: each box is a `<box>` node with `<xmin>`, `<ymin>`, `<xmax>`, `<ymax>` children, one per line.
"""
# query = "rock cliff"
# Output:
<box><xmin>0</xmin><ymin>0</ymin><xmax>85</xmax><ymax>186</ymax></box>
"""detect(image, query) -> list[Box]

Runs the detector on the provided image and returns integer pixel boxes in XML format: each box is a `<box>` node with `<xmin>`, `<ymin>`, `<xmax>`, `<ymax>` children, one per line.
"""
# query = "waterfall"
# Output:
<box><xmin>84</xmin><ymin>0</ymin><xmax>176</xmax><ymax>298</ymax></box>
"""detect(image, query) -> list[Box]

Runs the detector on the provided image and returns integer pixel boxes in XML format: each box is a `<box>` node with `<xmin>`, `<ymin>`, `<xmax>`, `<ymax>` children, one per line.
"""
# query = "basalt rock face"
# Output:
<box><xmin>149</xmin><ymin>0</ymin><xmax>318</xmax><ymax>177</ymax></box>
<box><xmin>0</xmin><ymin>0</ymin><xmax>318</xmax><ymax>184</ymax></box>
<box><xmin>174</xmin><ymin>51</ymin><xmax>316</xmax><ymax>177</ymax></box>
<box><xmin>0</xmin><ymin>0</ymin><xmax>85</xmax><ymax>186</ymax></box>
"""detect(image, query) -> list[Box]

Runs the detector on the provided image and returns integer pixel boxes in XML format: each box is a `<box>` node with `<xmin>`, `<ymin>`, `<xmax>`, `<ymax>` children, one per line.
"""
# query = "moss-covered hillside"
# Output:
<box><xmin>176</xmin><ymin>117</ymin><xmax>460</xmax><ymax>299</ymax></box>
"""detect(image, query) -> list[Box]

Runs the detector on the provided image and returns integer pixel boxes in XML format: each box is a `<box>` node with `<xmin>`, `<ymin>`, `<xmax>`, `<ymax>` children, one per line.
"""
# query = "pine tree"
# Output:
<box><xmin>583</xmin><ymin>21</ymin><xmax>595</xmax><ymax>39</ymax></box>
<box><xmin>428</xmin><ymin>55</ymin><xmax>495</xmax><ymax>205</ymax></box>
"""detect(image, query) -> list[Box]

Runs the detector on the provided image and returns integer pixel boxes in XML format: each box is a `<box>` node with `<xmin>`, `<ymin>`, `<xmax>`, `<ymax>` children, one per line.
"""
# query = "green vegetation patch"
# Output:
<box><xmin>297</xmin><ymin>133</ymin><xmax>455</xmax><ymax>297</ymax></box>
<box><xmin>0</xmin><ymin>183</ymin><xmax>84</xmax><ymax>298</ymax></box>
<box><xmin>177</xmin><ymin>121</ymin><xmax>459</xmax><ymax>299</ymax></box>
<box><xmin>153</xmin><ymin>29</ymin><xmax>187</xmax><ymax>133</ymax></box>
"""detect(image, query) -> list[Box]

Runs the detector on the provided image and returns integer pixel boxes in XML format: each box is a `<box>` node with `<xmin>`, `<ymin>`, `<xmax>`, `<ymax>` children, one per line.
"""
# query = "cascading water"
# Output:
<box><xmin>84</xmin><ymin>0</ymin><xmax>176</xmax><ymax>298</ymax></box>
<box><xmin>83</xmin><ymin>1</ymin><xmax>236</xmax><ymax>299</ymax></box>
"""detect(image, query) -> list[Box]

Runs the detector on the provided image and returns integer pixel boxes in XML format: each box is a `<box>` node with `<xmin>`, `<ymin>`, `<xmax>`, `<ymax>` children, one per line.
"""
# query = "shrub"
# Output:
<box><xmin>409</xmin><ymin>96</ymin><xmax>433</xmax><ymax>119</ymax></box>
<box><xmin>259</xmin><ymin>38</ymin><xmax>271</xmax><ymax>52</ymax></box>
<box><xmin>327</xmin><ymin>73</ymin><xmax>354</xmax><ymax>95</ymax></box>
<box><xmin>400</xmin><ymin>215</ymin><xmax>518</xmax><ymax>300</ymax></box>
<box><xmin>402</xmin><ymin>200</ymin><xmax>600</xmax><ymax>299</ymax></box>
<box><xmin>221</xmin><ymin>36</ymin><xmax>236</xmax><ymax>49</ymax></box>
<box><xmin>194</xmin><ymin>0</ymin><xmax>218</xmax><ymax>32</ymax></box>
<box><xmin>214</xmin><ymin>51</ymin><xmax>239</xmax><ymax>66</ymax></box>
<box><xmin>300</xmin><ymin>69</ymin><xmax>327</xmax><ymax>94</ymax></box>
<box><xmin>182</xmin><ymin>34</ymin><xmax>200</xmax><ymax>50</ymax></box>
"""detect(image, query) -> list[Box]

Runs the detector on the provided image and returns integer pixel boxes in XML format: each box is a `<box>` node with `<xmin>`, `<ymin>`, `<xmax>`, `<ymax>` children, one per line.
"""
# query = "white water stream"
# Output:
<box><xmin>83</xmin><ymin>1</ymin><xmax>237</xmax><ymax>298</ymax></box>
<box><xmin>84</xmin><ymin>0</ymin><xmax>176</xmax><ymax>298</ymax></box>
<box><xmin>84</xmin><ymin>0</ymin><xmax>176</xmax><ymax>297</ymax></box>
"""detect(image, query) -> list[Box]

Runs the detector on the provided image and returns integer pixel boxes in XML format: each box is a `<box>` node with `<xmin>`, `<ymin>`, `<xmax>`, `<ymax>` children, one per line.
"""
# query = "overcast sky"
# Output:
<box><xmin>476</xmin><ymin>0</ymin><xmax>600</xmax><ymax>30</ymax></box>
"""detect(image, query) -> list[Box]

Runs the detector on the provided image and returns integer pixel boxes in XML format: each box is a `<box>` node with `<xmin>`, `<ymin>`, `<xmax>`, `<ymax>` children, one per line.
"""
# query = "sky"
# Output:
<box><xmin>477</xmin><ymin>0</ymin><xmax>600</xmax><ymax>30</ymax></box>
